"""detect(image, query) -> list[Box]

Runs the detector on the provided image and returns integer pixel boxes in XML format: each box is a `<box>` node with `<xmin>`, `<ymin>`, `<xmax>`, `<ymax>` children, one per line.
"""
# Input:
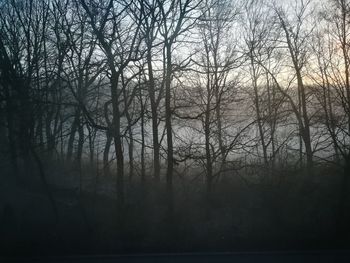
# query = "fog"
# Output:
<box><xmin>0</xmin><ymin>0</ymin><xmax>350</xmax><ymax>258</ymax></box>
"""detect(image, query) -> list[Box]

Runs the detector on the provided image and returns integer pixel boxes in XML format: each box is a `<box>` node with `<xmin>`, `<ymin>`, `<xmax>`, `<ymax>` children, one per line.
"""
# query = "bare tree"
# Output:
<box><xmin>194</xmin><ymin>0</ymin><xmax>238</xmax><ymax>196</ymax></box>
<box><xmin>139</xmin><ymin>0</ymin><xmax>163</xmax><ymax>182</ymax></box>
<box><xmin>268</xmin><ymin>0</ymin><xmax>315</xmax><ymax>174</ymax></box>
<box><xmin>79</xmin><ymin>0</ymin><xmax>143</xmax><ymax>207</ymax></box>
<box><xmin>157</xmin><ymin>0</ymin><xmax>199</xmax><ymax>209</ymax></box>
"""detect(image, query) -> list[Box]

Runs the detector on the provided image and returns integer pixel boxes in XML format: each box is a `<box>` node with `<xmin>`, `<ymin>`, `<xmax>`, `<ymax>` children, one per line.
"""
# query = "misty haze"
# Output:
<box><xmin>1</xmin><ymin>0</ymin><xmax>350</xmax><ymax>260</ymax></box>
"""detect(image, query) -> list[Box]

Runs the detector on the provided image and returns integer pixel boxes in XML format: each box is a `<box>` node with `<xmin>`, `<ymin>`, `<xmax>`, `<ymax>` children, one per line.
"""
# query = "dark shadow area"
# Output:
<box><xmin>1</xmin><ymin>157</ymin><xmax>349</xmax><ymax>258</ymax></box>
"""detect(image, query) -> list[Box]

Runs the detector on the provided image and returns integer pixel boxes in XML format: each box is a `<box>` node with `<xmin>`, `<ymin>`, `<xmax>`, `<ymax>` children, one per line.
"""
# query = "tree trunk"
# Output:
<box><xmin>251</xmin><ymin>55</ymin><xmax>268</xmax><ymax>166</ymax></box>
<box><xmin>165</xmin><ymin>43</ymin><xmax>174</xmax><ymax>212</ymax></box>
<box><xmin>266</xmin><ymin>73</ymin><xmax>276</xmax><ymax>172</ymax></box>
<box><xmin>140</xmin><ymin>102</ymin><xmax>146</xmax><ymax>184</ymax></box>
<box><xmin>298</xmin><ymin>71</ymin><xmax>313</xmax><ymax>175</ymax></box>
<box><xmin>67</xmin><ymin>111</ymin><xmax>79</xmax><ymax>161</ymax></box>
<box><xmin>77</xmin><ymin>122</ymin><xmax>84</xmax><ymax>195</ymax></box>
<box><xmin>215</xmin><ymin>85</ymin><xmax>225</xmax><ymax>163</ymax></box>
<box><xmin>147</xmin><ymin>49</ymin><xmax>160</xmax><ymax>182</ymax></box>
<box><xmin>128</xmin><ymin>128</ymin><xmax>134</xmax><ymax>180</ymax></box>
<box><xmin>103</xmin><ymin>132</ymin><xmax>112</xmax><ymax>176</ymax></box>
<box><xmin>111</xmin><ymin>72</ymin><xmax>124</xmax><ymax>208</ymax></box>
<box><xmin>205</xmin><ymin>106</ymin><xmax>213</xmax><ymax>199</ymax></box>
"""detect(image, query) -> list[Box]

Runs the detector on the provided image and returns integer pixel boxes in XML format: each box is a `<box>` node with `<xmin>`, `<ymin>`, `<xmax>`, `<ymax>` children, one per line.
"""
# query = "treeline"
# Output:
<box><xmin>1</xmin><ymin>0</ymin><xmax>350</xmax><ymax>220</ymax></box>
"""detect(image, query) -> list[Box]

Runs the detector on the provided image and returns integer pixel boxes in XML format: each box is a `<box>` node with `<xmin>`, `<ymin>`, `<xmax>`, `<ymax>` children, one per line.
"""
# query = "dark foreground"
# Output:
<box><xmin>3</xmin><ymin>251</ymin><xmax>350</xmax><ymax>263</ymax></box>
<box><xmin>1</xmin><ymin>161</ymin><xmax>350</xmax><ymax>258</ymax></box>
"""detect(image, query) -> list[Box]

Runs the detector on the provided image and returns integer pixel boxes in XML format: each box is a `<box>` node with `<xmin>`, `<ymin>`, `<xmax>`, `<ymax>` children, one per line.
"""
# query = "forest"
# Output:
<box><xmin>1</xmin><ymin>0</ymin><xmax>350</xmax><ymax>257</ymax></box>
